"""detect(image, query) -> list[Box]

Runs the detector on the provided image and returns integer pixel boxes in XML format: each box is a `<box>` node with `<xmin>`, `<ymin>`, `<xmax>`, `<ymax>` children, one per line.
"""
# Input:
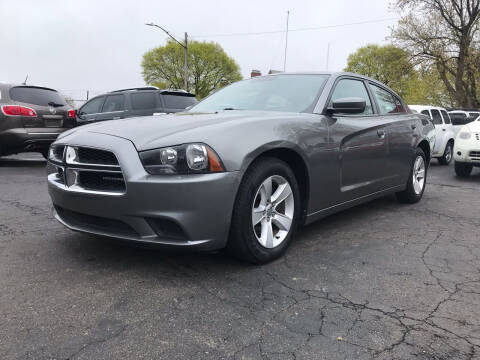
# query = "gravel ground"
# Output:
<box><xmin>1</xmin><ymin>153</ymin><xmax>480</xmax><ymax>360</ymax></box>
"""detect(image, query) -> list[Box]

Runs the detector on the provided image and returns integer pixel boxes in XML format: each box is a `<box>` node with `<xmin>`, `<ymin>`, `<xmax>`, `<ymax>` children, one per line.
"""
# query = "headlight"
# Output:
<box><xmin>139</xmin><ymin>143</ymin><xmax>225</xmax><ymax>175</ymax></box>
<box><xmin>459</xmin><ymin>132</ymin><xmax>471</xmax><ymax>140</ymax></box>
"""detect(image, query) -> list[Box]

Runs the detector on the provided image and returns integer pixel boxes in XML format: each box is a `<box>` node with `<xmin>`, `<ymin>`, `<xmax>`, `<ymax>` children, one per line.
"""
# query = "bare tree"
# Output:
<box><xmin>392</xmin><ymin>0</ymin><xmax>480</xmax><ymax>107</ymax></box>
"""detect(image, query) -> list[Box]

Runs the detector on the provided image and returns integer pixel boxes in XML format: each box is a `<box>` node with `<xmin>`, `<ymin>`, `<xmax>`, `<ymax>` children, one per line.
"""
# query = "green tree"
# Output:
<box><xmin>344</xmin><ymin>44</ymin><xmax>416</xmax><ymax>98</ymax></box>
<box><xmin>392</xmin><ymin>0</ymin><xmax>480</xmax><ymax>107</ymax></box>
<box><xmin>142</xmin><ymin>40</ymin><xmax>242</xmax><ymax>99</ymax></box>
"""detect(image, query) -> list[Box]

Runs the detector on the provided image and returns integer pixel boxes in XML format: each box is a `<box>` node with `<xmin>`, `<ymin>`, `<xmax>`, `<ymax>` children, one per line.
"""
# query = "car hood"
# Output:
<box><xmin>64</xmin><ymin>110</ymin><xmax>306</xmax><ymax>151</ymax></box>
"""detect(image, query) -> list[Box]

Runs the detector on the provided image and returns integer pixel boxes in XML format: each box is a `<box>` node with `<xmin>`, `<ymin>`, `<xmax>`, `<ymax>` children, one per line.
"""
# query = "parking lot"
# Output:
<box><xmin>0</xmin><ymin>153</ymin><xmax>479</xmax><ymax>360</ymax></box>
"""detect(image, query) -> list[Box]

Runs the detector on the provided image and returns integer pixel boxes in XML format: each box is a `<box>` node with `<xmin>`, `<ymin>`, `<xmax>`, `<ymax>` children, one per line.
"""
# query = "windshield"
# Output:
<box><xmin>190</xmin><ymin>74</ymin><xmax>329</xmax><ymax>113</ymax></box>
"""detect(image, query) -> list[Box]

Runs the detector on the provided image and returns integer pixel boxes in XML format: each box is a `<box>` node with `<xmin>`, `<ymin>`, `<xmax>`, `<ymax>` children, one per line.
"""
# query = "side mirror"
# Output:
<box><xmin>328</xmin><ymin>97</ymin><xmax>366</xmax><ymax>114</ymax></box>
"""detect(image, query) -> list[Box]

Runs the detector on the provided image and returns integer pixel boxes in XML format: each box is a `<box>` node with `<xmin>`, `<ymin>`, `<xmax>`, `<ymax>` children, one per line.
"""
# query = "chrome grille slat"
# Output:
<box><xmin>469</xmin><ymin>150</ymin><xmax>480</xmax><ymax>161</ymax></box>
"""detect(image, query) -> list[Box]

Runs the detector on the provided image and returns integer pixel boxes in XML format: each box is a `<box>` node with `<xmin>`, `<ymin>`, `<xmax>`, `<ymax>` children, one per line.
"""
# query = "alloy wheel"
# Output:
<box><xmin>412</xmin><ymin>156</ymin><xmax>426</xmax><ymax>195</ymax></box>
<box><xmin>251</xmin><ymin>175</ymin><xmax>294</xmax><ymax>248</ymax></box>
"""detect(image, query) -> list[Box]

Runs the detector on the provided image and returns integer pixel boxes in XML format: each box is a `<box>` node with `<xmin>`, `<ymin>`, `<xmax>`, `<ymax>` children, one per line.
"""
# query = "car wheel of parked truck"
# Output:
<box><xmin>454</xmin><ymin>162</ymin><xmax>473</xmax><ymax>177</ymax></box>
<box><xmin>438</xmin><ymin>141</ymin><xmax>453</xmax><ymax>165</ymax></box>
<box><xmin>228</xmin><ymin>157</ymin><xmax>300</xmax><ymax>264</ymax></box>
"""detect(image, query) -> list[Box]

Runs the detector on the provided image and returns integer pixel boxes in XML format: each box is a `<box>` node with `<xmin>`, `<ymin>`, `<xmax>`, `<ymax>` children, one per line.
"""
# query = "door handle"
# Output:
<box><xmin>377</xmin><ymin>129</ymin><xmax>386</xmax><ymax>139</ymax></box>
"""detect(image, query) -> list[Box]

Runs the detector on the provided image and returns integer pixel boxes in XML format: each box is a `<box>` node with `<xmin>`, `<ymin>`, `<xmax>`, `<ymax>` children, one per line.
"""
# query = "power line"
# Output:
<box><xmin>191</xmin><ymin>17</ymin><xmax>399</xmax><ymax>39</ymax></box>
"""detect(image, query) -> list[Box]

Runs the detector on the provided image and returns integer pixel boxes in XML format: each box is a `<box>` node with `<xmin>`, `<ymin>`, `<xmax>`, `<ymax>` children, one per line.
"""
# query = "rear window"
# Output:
<box><xmin>10</xmin><ymin>87</ymin><xmax>67</xmax><ymax>107</ymax></box>
<box><xmin>441</xmin><ymin>110</ymin><xmax>451</xmax><ymax>124</ymax></box>
<box><xmin>163</xmin><ymin>94</ymin><xmax>197</xmax><ymax>109</ymax></box>
<box><xmin>131</xmin><ymin>92</ymin><xmax>157</xmax><ymax>110</ymax></box>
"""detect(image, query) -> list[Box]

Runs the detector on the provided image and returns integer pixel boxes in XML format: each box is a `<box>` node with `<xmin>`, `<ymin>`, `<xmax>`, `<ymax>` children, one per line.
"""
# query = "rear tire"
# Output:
<box><xmin>454</xmin><ymin>162</ymin><xmax>473</xmax><ymax>177</ymax></box>
<box><xmin>227</xmin><ymin>157</ymin><xmax>300</xmax><ymax>264</ymax></box>
<box><xmin>396</xmin><ymin>148</ymin><xmax>427</xmax><ymax>204</ymax></box>
<box><xmin>438</xmin><ymin>141</ymin><xmax>453</xmax><ymax>165</ymax></box>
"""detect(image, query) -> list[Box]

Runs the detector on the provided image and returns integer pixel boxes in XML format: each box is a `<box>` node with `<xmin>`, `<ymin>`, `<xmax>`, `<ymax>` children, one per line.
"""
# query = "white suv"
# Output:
<box><xmin>448</xmin><ymin>110</ymin><xmax>480</xmax><ymax>136</ymax></box>
<box><xmin>453</xmin><ymin>117</ymin><xmax>480</xmax><ymax>177</ymax></box>
<box><xmin>409</xmin><ymin>105</ymin><xmax>455</xmax><ymax>165</ymax></box>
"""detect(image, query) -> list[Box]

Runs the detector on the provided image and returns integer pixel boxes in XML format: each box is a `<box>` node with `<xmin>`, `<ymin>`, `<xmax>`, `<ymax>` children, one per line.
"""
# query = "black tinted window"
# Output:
<box><xmin>441</xmin><ymin>110</ymin><xmax>451</xmax><ymax>124</ymax></box>
<box><xmin>370</xmin><ymin>84</ymin><xmax>403</xmax><ymax>114</ymax></box>
<box><xmin>102</xmin><ymin>95</ymin><xmax>125</xmax><ymax>112</ymax></box>
<box><xmin>163</xmin><ymin>95</ymin><xmax>197</xmax><ymax>109</ymax></box>
<box><xmin>10</xmin><ymin>87</ymin><xmax>66</xmax><ymax>106</ymax></box>
<box><xmin>131</xmin><ymin>92</ymin><xmax>157</xmax><ymax>110</ymax></box>
<box><xmin>330</xmin><ymin>79</ymin><xmax>373</xmax><ymax>115</ymax></box>
<box><xmin>449</xmin><ymin>113</ymin><xmax>467</xmax><ymax>125</ymax></box>
<box><xmin>468</xmin><ymin>113</ymin><xmax>479</xmax><ymax>121</ymax></box>
<box><xmin>421</xmin><ymin>110</ymin><xmax>430</xmax><ymax>118</ymax></box>
<box><xmin>431</xmin><ymin>109</ymin><xmax>443</xmax><ymax>125</ymax></box>
<box><xmin>80</xmin><ymin>97</ymin><xmax>105</xmax><ymax>115</ymax></box>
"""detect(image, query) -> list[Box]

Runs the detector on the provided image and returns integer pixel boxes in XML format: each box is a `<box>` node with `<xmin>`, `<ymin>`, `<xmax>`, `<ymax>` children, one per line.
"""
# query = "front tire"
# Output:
<box><xmin>454</xmin><ymin>162</ymin><xmax>473</xmax><ymax>177</ymax></box>
<box><xmin>438</xmin><ymin>141</ymin><xmax>453</xmax><ymax>165</ymax></box>
<box><xmin>396</xmin><ymin>148</ymin><xmax>427</xmax><ymax>204</ymax></box>
<box><xmin>227</xmin><ymin>157</ymin><xmax>300</xmax><ymax>264</ymax></box>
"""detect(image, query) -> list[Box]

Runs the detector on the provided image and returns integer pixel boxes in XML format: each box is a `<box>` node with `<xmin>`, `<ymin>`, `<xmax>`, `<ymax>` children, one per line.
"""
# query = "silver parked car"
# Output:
<box><xmin>47</xmin><ymin>72</ymin><xmax>434</xmax><ymax>263</ymax></box>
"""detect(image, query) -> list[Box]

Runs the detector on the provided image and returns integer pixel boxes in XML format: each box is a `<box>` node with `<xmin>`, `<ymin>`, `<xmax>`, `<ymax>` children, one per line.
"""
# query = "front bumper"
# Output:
<box><xmin>453</xmin><ymin>141</ymin><xmax>480</xmax><ymax>165</ymax></box>
<box><xmin>0</xmin><ymin>127</ymin><xmax>66</xmax><ymax>155</ymax></box>
<box><xmin>47</xmin><ymin>133</ymin><xmax>242</xmax><ymax>250</ymax></box>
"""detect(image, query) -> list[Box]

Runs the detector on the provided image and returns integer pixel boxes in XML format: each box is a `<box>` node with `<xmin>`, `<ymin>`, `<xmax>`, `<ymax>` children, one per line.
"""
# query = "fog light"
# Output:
<box><xmin>457</xmin><ymin>151</ymin><xmax>462</xmax><ymax>156</ymax></box>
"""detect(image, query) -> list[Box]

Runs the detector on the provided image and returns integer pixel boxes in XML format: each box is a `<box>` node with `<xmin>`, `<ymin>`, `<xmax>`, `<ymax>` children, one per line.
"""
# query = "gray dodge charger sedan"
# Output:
<box><xmin>47</xmin><ymin>72</ymin><xmax>434</xmax><ymax>263</ymax></box>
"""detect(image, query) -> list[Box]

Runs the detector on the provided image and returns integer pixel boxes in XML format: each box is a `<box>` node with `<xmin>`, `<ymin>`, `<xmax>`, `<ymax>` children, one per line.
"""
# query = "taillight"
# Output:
<box><xmin>67</xmin><ymin>109</ymin><xmax>76</xmax><ymax>119</ymax></box>
<box><xmin>1</xmin><ymin>105</ymin><xmax>37</xmax><ymax>117</ymax></box>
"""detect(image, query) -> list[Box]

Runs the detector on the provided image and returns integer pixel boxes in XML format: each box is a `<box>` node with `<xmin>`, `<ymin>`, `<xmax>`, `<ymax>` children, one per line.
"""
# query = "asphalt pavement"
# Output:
<box><xmin>1</xmin><ymin>153</ymin><xmax>480</xmax><ymax>360</ymax></box>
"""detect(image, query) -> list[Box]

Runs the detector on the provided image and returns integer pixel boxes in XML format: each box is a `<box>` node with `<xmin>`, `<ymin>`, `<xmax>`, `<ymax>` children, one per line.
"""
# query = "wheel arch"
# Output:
<box><xmin>239</xmin><ymin>145</ymin><xmax>310</xmax><ymax>225</ymax></box>
<box><xmin>417</xmin><ymin>139</ymin><xmax>431</xmax><ymax>164</ymax></box>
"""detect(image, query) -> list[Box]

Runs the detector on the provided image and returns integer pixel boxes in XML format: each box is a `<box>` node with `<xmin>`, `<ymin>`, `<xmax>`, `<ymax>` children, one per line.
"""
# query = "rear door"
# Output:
<box><xmin>95</xmin><ymin>94</ymin><xmax>126</xmax><ymax>122</ymax></box>
<box><xmin>326</xmin><ymin>77</ymin><xmax>389</xmax><ymax>202</ymax></box>
<box><xmin>161</xmin><ymin>94</ymin><xmax>198</xmax><ymax>113</ymax></box>
<box><xmin>431</xmin><ymin>109</ymin><xmax>446</xmax><ymax>155</ymax></box>
<box><xmin>368</xmin><ymin>83</ymin><xmax>415</xmax><ymax>187</ymax></box>
<box><xmin>9</xmin><ymin>86</ymin><xmax>72</xmax><ymax>128</ymax></box>
<box><xmin>77</xmin><ymin>96</ymin><xmax>106</xmax><ymax>124</ymax></box>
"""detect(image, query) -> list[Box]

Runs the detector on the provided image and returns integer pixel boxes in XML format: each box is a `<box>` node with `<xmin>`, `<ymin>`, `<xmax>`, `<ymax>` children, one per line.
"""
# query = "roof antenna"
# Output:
<box><xmin>22</xmin><ymin>74</ymin><xmax>28</xmax><ymax>85</ymax></box>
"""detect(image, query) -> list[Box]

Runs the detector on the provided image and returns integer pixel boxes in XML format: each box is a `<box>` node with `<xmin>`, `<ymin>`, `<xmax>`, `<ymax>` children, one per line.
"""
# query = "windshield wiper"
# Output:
<box><xmin>48</xmin><ymin>101</ymin><xmax>64</xmax><ymax>108</ymax></box>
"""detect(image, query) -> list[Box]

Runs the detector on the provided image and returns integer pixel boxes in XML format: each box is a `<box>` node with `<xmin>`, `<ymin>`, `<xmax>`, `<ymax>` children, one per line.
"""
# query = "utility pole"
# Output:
<box><xmin>145</xmin><ymin>22</ymin><xmax>188</xmax><ymax>91</ymax></box>
<box><xmin>283</xmin><ymin>11</ymin><xmax>289</xmax><ymax>72</ymax></box>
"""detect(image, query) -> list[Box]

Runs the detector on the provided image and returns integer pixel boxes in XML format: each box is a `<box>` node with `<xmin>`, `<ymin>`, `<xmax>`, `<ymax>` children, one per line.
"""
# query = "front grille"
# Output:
<box><xmin>55</xmin><ymin>206</ymin><xmax>137</xmax><ymax>237</ymax></box>
<box><xmin>470</xmin><ymin>150</ymin><xmax>480</xmax><ymax>161</ymax></box>
<box><xmin>78</xmin><ymin>171</ymin><xmax>125</xmax><ymax>192</ymax></box>
<box><xmin>48</xmin><ymin>145</ymin><xmax>126</xmax><ymax>195</ymax></box>
<box><xmin>77</xmin><ymin>148</ymin><xmax>118</xmax><ymax>166</ymax></box>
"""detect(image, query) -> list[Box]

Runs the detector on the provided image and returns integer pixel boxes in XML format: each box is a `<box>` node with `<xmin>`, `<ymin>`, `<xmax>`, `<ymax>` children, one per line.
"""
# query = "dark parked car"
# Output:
<box><xmin>0</xmin><ymin>83</ymin><xmax>75</xmax><ymax>158</ymax></box>
<box><xmin>75</xmin><ymin>87</ymin><xmax>198</xmax><ymax>125</ymax></box>
<box><xmin>47</xmin><ymin>72</ymin><xmax>434</xmax><ymax>263</ymax></box>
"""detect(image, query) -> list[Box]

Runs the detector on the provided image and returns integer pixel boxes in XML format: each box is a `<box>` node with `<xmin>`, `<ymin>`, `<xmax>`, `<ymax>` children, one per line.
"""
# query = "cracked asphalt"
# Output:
<box><xmin>1</xmin><ymin>153</ymin><xmax>480</xmax><ymax>360</ymax></box>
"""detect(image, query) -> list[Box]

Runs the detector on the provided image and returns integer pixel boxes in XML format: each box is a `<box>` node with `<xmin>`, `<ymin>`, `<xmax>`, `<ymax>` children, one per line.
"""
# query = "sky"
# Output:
<box><xmin>0</xmin><ymin>0</ymin><xmax>400</xmax><ymax>103</ymax></box>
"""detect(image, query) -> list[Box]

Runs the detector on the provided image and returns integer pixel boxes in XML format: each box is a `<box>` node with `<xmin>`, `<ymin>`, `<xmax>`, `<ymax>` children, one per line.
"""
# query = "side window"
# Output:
<box><xmin>468</xmin><ymin>113</ymin><xmax>479</xmax><ymax>122</ymax></box>
<box><xmin>441</xmin><ymin>110</ymin><xmax>451</xmax><ymax>124</ymax></box>
<box><xmin>421</xmin><ymin>110</ymin><xmax>431</xmax><ymax>118</ymax></box>
<box><xmin>80</xmin><ymin>96</ymin><xmax>105</xmax><ymax>115</ymax></box>
<box><xmin>131</xmin><ymin>92</ymin><xmax>157</xmax><ymax>110</ymax></box>
<box><xmin>450</xmin><ymin>113</ymin><xmax>467</xmax><ymax>126</ymax></box>
<box><xmin>102</xmin><ymin>94</ymin><xmax>125</xmax><ymax>113</ymax></box>
<box><xmin>329</xmin><ymin>79</ymin><xmax>373</xmax><ymax>115</ymax></box>
<box><xmin>430</xmin><ymin>109</ymin><xmax>443</xmax><ymax>125</ymax></box>
<box><xmin>370</xmin><ymin>84</ymin><xmax>401</xmax><ymax>114</ymax></box>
